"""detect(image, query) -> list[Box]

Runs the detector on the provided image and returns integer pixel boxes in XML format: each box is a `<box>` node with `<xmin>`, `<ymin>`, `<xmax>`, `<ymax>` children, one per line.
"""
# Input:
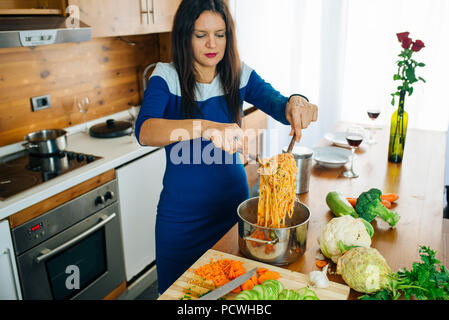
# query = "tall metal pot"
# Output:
<box><xmin>24</xmin><ymin>129</ymin><xmax>67</xmax><ymax>155</ymax></box>
<box><xmin>237</xmin><ymin>196</ymin><xmax>310</xmax><ymax>266</ymax></box>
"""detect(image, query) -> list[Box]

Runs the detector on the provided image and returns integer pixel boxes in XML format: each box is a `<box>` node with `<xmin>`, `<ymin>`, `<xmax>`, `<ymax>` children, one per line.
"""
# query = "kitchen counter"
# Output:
<box><xmin>212</xmin><ymin>122</ymin><xmax>448</xmax><ymax>299</ymax></box>
<box><xmin>0</xmin><ymin>111</ymin><xmax>159</xmax><ymax>220</ymax></box>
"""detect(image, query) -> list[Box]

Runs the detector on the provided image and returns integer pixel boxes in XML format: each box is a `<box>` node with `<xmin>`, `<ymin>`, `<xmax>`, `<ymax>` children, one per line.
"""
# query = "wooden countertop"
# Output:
<box><xmin>212</xmin><ymin>122</ymin><xmax>448</xmax><ymax>299</ymax></box>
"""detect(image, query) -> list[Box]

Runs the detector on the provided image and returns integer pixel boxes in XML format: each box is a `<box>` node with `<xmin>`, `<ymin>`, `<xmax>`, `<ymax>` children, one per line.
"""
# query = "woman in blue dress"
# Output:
<box><xmin>134</xmin><ymin>0</ymin><xmax>318</xmax><ymax>295</ymax></box>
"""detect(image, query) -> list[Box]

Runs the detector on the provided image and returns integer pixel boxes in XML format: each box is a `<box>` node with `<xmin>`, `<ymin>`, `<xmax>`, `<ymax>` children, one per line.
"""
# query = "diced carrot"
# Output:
<box><xmin>264</xmin><ymin>244</ymin><xmax>275</xmax><ymax>254</ymax></box>
<box><xmin>194</xmin><ymin>259</ymin><xmax>246</xmax><ymax>288</ymax></box>
<box><xmin>316</xmin><ymin>260</ymin><xmax>327</xmax><ymax>268</ymax></box>
<box><xmin>381</xmin><ymin>193</ymin><xmax>399</xmax><ymax>203</ymax></box>
<box><xmin>346</xmin><ymin>197</ymin><xmax>358</xmax><ymax>208</ymax></box>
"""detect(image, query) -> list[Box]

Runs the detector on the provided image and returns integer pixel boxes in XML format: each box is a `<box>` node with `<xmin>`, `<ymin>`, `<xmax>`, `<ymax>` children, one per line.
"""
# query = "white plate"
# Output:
<box><xmin>324</xmin><ymin>131</ymin><xmax>365</xmax><ymax>148</ymax></box>
<box><xmin>312</xmin><ymin>146</ymin><xmax>353</xmax><ymax>168</ymax></box>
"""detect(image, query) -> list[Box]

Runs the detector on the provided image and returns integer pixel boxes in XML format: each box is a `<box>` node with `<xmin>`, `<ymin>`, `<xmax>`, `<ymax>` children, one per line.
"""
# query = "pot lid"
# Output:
<box><xmin>282</xmin><ymin>145</ymin><xmax>313</xmax><ymax>159</ymax></box>
<box><xmin>89</xmin><ymin>119</ymin><xmax>132</xmax><ymax>138</ymax></box>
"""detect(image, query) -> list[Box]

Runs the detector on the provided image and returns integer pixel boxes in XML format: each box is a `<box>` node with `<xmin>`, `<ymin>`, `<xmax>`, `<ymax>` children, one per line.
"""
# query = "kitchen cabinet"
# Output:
<box><xmin>68</xmin><ymin>0</ymin><xmax>181</xmax><ymax>38</ymax></box>
<box><xmin>116</xmin><ymin>148</ymin><xmax>165</xmax><ymax>281</ymax></box>
<box><xmin>0</xmin><ymin>0</ymin><xmax>67</xmax><ymax>15</ymax></box>
<box><xmin>0</xmin><ymin>220</ymin><xmax>22</xmax><ymax>300</ymax></box>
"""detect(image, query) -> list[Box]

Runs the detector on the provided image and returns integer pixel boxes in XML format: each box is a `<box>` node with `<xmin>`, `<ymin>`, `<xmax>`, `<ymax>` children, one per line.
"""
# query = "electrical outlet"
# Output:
<box><xmin>31</xmin><ymin>94</ymin><xmax>51</xmax><ymax>112</ymax></box>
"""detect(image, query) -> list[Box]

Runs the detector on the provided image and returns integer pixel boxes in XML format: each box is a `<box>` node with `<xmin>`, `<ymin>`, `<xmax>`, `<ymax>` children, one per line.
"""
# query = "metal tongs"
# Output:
<box><xmin>286</xmin><ymin>133</ymin><xmax>297</xmax><ymax>154</ymax></box>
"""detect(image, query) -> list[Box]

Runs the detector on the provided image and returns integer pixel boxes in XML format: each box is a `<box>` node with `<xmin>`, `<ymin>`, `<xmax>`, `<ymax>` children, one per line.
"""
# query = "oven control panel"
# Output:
<box><xmin>12</xmin><ymin>179</ymin><xmax>119</xmax><ymax>256</ymax></box>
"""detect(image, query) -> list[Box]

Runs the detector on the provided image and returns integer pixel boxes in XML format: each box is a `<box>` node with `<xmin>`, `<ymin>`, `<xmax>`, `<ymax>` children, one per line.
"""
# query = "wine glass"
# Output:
<box><xmin>75</xmin><ymin>96</ymin><xmax>91</xmax><ymax>133</ymax></box>
<box><xmin>366</xmin><ymin>107</ymin><xmax>381</xmax><ymax>144</ymax></box>
<box><xmin>343</xmin><ymin>125</ymin><xmax>364</xmax><ymax>178</ymax></box>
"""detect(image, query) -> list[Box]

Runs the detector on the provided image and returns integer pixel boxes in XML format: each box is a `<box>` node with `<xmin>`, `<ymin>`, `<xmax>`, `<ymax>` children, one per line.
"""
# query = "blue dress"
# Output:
<box><xmin>134</xmin><ymin>62</ymin><xmax>290</xmax><ymax>294</ymax></box>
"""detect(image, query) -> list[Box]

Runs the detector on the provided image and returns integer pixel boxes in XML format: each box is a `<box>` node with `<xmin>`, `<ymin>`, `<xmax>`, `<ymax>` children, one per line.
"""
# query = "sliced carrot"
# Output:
<box><xmin>258</xmin><ymin>270</ymin><xmax>280</xmax><ymax>284</ymax></box>
<box><xmin>231</xmin><ymin>285</ymin><xmax>242</xmax><ymax>294</ymax></box>
<box><xmin>256</xmin><ymin>268</ymin><xmax>269</xmax><ymax>275</ymax></box>
<box><xmin>250</xmin><ymin>274</ymin><xmax>258</xmax><ymax>286</ymax></box>
<box><xmin>346</xmin><ymin>197</ymin><xmax>358</xmax><ymax>208</ymax></box>
<box><xmin>316</xmin><ymin>260</ymin><xmax>327</xmax><ymax>268</ymax></box>
<box><xmin>381</xmin><ymin>193</ymin><xmax>399</xmax><ymax>203</ymax></box>
<box><xmin>241</xmin><ymin>279</ymin><xmax>255</xmax><ymax>291</ymax></box>
<box><xmin>381</xmin><ymin>199</ymin><xmax>392</xmax><ymax>209</ymax></box>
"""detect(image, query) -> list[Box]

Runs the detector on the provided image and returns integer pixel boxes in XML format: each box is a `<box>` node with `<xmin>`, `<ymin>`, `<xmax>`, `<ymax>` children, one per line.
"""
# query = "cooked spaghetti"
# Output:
<box><xmin>256</xmin><ymin>153</ymin><xmax>298</xmax><ymax>228</ymax></box>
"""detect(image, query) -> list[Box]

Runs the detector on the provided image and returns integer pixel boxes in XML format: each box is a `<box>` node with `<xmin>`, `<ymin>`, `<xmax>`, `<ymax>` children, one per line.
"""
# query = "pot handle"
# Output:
<box><xmin>22</xmin><ymin>142</ymin><xmax>38</xmax><ymax>149</ymax></box>
<box><xmin>243</xmin><ymin>236</ymin><xmax>279</xmax><ymax>245</ymax></box>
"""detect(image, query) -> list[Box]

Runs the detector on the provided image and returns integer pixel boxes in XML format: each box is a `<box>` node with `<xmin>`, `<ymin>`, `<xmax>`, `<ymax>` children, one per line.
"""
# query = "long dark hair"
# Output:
<box><xmin>171</xmin><ymin>0</ymin><xmax>242</xmax><ymax>126</ymax></box>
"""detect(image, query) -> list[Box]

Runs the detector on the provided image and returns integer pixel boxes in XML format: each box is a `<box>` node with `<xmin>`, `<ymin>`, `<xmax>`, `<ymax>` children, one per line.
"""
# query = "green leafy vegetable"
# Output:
<box><xmin>355</xmin><ymin>188</ymin><xmax>400</xmax><ymax>228</ymax></box>
<box><xmin>359</xmin><ymin>246</ymin><xmax>449</xmax><ymax>300</ymax></box>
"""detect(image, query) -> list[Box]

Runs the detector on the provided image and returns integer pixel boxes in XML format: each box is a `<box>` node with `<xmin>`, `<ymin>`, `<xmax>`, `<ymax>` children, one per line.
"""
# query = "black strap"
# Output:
<box><xmin>288</xmin><ymin>93</ymin><xmax>309</xmax><ymax>102</ymax></box>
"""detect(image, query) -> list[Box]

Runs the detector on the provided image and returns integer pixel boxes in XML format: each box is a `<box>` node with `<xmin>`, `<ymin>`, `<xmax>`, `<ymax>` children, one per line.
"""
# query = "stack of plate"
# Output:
<box><xmin>312</xmin><ymin>146</ymin><xmax>352</xmax><ymax>168</ymax></box>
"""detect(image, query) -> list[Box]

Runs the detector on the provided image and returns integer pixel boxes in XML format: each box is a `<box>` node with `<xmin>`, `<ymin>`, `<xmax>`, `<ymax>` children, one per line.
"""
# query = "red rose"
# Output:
<box><xmin>396</xmin><ymin>32</ymin><xmax>410</xmax><ymax>42</ymax></box>
<box><xmin>411</xmin><ymin>40</ymin><xmax>425</xmax><ymax>52</ymax></box>
<box><xmin>401</xmin><ymin>37</ymin><xmax>413</xmax><ymax>49</ymax></box>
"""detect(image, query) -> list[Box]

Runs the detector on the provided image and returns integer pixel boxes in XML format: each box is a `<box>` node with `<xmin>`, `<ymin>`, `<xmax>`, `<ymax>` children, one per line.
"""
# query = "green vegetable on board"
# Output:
<box><xmin>234</xmin><ymin>279</ymin><xmax>319</xmax><ymax>300</ymax></box>
<box><xmin>355</xmin><ymin>188</ymin><xmax>400</xmax><ymax>228</ymax></box>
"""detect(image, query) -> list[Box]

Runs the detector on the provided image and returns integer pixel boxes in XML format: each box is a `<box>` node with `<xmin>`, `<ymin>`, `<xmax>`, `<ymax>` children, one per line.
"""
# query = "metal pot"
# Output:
<box><xmin>24</xmin><ymin>129</ymin><xmax>67</xmax><ymax>155</ymax></box>
<box><xmin>237</xmin><ymin>196</ymin><xmax>310</xmax><ymax>265</ymax></box>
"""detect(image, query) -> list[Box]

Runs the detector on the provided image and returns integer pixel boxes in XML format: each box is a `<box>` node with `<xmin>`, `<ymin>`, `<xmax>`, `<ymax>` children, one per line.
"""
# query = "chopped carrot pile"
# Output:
<box><xmin>194</xmin><ymin>260</ymin><xmax>281</xmax><ymax>295</ymax></box>
<box><xmin>194</xmin><ymin>259</ymin><xmax>245</xmax><ymax>288</ymax></box>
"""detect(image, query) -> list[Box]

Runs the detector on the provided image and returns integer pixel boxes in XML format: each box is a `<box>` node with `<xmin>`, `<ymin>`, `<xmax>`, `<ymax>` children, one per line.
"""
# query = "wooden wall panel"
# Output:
<box><xmin>0</xmin><ymin>33</ymin><xmax>164</xmax><ymax>146</ymax></box>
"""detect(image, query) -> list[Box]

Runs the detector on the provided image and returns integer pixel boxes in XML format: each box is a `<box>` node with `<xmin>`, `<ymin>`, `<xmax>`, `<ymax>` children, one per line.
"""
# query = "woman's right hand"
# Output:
<box><xmin>201</xmin><ymin>121</ymin><xmax>246</xmax><ymax>154</ymax></box>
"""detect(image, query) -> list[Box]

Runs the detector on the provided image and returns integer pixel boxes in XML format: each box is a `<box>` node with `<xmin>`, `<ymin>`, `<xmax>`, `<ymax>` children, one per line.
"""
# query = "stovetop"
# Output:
<box><xmin>0</xmin><ymin>150</ymin><xmax>101</xmax><ymax>200</ymax></box>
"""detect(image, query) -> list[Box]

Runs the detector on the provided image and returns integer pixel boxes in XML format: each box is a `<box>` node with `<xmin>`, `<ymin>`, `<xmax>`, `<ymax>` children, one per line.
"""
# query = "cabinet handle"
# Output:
<box><xmin>144</xmin><ymin>0</ymin><xmax>155</xmax><ymax>24</ymax></box>
<box><xmin>2</xmin><ymin>248</ymin><xmax>20</xmax><ymax>299</ymax></box>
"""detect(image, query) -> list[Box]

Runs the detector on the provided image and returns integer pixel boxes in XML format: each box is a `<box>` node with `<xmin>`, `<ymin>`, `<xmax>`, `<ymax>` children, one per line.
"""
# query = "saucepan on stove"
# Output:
<box><xmin>23</xmin><ymin>129</ymin><xmax>67</xmax><ymax>155</ymax></box>
<box><xmin>237</xmin><ymin>196</ymin><xmax>310</xmax><ymax>266</ymax></box>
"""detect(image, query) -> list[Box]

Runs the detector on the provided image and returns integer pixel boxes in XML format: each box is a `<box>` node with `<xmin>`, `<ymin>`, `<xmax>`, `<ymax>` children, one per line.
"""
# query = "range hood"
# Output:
<box><xmin>0</xmin><ymin>15</ymin><xmax>92</xmax><ymax>48</ymax></box>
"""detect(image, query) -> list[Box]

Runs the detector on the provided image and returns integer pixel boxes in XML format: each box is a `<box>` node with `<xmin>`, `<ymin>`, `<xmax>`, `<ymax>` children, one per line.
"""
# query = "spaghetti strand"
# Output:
<box><xmin>256</xmin><ymin>153</ymin><xmax>298</xmax><ymax>228</ymax></box>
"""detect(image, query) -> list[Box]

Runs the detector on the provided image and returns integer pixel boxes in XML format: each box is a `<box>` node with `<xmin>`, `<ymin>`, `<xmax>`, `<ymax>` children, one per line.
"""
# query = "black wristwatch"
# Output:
<box><xmin>288</xmin><ymin>94</ymin><xmax>309</xmax><ymax>102</ymax></box>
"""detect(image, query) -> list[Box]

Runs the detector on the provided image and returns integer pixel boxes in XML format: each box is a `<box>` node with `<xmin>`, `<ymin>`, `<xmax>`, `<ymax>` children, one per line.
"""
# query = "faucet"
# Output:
<box><xmin>142</xmin><ymin>63</ymin><xmax>158</xmax><ymax>92</ymax></box>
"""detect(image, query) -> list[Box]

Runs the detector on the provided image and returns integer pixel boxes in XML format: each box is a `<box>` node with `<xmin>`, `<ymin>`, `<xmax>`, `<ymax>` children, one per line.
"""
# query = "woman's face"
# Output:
<box><xmin>191</xmin><ymin>11</ymin><xmax>227</xmax><ymax>71</ymax></box>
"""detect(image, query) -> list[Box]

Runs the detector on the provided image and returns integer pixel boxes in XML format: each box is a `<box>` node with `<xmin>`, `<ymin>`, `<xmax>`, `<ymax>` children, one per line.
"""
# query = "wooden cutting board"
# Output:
<box><xmin>158</xmin><ymin>249</ymin><xmax>350</xmax><ymax>300</ymax></box>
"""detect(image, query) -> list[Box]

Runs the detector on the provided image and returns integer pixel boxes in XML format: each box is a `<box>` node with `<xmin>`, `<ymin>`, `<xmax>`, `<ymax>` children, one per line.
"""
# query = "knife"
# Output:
<box><xmin>197</xmin><ymin>267</ymin><xmax>258</xmax><ymax>300</ymax></box>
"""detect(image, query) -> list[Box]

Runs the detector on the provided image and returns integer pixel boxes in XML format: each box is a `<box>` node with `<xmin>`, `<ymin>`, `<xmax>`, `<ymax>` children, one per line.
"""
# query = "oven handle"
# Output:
<box><xmin>35</xmin><ymin>212</ymin><xmax>116</xmax><ymax>264</ymax></box>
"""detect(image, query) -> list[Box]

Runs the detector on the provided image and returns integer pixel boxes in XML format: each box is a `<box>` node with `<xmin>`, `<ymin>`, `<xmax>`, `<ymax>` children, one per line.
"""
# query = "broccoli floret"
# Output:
<box><xmin>355</xmin><ymin>188</ymin><xmax>400</xmax><ymax>228</ymax></box>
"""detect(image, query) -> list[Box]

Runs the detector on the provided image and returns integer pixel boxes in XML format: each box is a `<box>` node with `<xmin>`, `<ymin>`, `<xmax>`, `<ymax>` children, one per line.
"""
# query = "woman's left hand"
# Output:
<box><xmin>285</xmin><ymin>96</ymin><xmax>318</xmax><ymax>142</ymax></box>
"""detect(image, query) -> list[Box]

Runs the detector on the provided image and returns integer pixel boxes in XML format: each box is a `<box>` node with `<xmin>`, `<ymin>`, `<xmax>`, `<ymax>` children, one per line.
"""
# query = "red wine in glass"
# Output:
<box><xmin>346</xmin><ymin>135</ymin><xmax>363</xmax><ymax>147</ymax></box>
<box><xmin>367</xmin><ymin>110</ymin><xmax>380</xmax><ymax>120</ymax></box>
<box><xmin>366</xmin><ymin>108</ymin><xmax>380</xmax><ymax>144</ymax></box>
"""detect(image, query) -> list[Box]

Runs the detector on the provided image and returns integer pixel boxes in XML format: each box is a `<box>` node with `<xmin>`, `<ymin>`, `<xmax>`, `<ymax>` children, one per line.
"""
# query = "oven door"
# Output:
<box><xmin>16</xmin><ymin>202</ymin><xmax>125</xmax><ymax>300</ymax></box>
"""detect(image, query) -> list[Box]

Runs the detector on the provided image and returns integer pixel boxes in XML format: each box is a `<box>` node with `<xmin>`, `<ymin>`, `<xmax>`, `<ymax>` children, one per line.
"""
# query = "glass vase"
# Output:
<box><xmin>388</xmin><ymin>90</ymin><xmax>408</xmax><ymax>163</ymax></box>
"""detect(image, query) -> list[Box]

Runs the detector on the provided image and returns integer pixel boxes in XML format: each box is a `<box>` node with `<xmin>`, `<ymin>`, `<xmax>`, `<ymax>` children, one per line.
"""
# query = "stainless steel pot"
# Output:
<box><xmin>237</xmin><ymin>196</ymin><xmax>310</xmax><ymax>265</ymax></box>
<box><xmin>24</xmin><ymin>129</ymin><xmax>67</xmax><ymax>155</ymax></box>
